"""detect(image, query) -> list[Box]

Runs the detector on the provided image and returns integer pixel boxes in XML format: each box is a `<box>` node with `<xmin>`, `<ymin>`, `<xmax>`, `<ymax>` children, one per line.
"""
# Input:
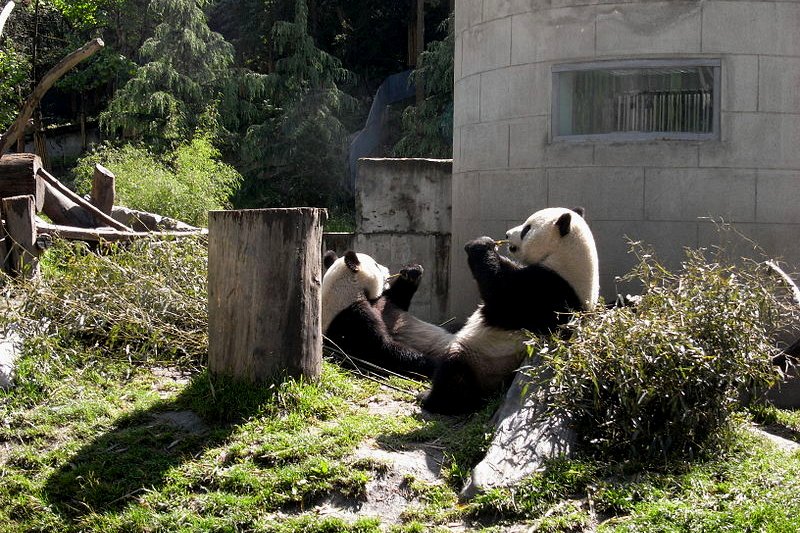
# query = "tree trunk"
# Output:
<box><xmin>0</xmin><ymin>38</ymin><xmax>104</xmax><ymax>155</ymax></box>
<box><xmin>415</xmin><ymin>0</ymin><xmax>425</xmax><ymax>105</ymax></box>
<box><xmin>90</xmin><ymin>164</ymin><xmax>115</xmax><ymax>215</ymax></box>
<box><xmin>0</xmin><ymin>154</ymin><xmax>45</xmax><ymax>211</ymax></box>
<box><xmin>41</xmin><ymin>179</ymin><xmax>95</xmax><ymax>228</ymax></box>
<box><xmin>2</xmin><ymin>195</ymin><xmax>38</xmax><ymax>277</ymax></box>
<box><xmin>208</xmin><ymin>208</ymin><xmax>327</xmax><ymax>382</ymax></box>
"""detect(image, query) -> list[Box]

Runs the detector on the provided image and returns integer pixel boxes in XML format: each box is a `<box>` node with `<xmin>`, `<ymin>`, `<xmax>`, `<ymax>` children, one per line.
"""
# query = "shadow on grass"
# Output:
<box><xmin>42</xmin><ymin>370</ymin><xmax>276</xmax><ymax>521</ymax></box>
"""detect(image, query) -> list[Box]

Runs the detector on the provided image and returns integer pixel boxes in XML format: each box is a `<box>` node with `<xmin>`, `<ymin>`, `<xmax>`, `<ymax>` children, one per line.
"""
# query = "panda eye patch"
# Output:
<box><xmin>520</xmin><ymin>225</ymin><xmax>531</xmax><ymax>239</ymax></box>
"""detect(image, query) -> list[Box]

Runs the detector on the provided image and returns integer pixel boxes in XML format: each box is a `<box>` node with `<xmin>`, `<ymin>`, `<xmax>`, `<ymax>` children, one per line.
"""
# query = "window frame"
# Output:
<box><xmin>551</xmin><ymin>58</ymin><xmax>722</xmax><ymax>142</ymax></box>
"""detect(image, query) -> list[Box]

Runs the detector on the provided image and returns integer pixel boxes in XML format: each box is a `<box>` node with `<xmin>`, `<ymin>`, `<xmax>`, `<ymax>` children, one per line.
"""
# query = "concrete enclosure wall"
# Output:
<box><xmin>323</xmin><ymin>158</ymin><xmax>452</xmax><ymax>324</ymax></box>
<box><xmin>452</xmin><ymin>0</ymin><xmax>800</xmax><ymax>319</ymax></box>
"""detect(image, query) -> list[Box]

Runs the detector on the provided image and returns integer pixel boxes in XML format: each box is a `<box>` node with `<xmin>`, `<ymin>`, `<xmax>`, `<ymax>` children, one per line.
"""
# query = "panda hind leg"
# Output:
<box><xmin>419</xmin><ymin>358</ymin><xmax>484</xmax><ymax>415</ymax></box>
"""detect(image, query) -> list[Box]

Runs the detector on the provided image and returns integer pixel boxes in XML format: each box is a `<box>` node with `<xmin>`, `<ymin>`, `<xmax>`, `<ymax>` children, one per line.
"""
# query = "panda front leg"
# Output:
<box><xmin>464</xmin><ymin>236</ymin><xmax>518</xmax><ymax>302</ymax></box>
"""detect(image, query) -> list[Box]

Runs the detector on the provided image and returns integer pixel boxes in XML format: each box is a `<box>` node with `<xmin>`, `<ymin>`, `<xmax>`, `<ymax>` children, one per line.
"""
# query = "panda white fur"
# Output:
<box><xmin>393</xmin><ymin>207</ymin><xmax>599</xmax><ymax>414</ymax></box>
<box><xmin>321</xmin><ymin>251</ymin><xmax>435</xmax><ymax>378</ymax></box>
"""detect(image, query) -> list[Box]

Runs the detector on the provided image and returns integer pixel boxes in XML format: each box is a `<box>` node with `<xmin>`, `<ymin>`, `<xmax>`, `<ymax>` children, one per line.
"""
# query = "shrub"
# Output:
<box><xmin>72</xmin><ymin>133</ymin><xmax>241</xmax><ymax>227</ymax></box>
<box><xmin>527</xmin><ymin>245</ymin><xmax>794</xmax><ymax>460</ymax></box>
<box><xmin>4</xmin><ymin>237</ymin><xmax>208</xmax><ymax>369</ymax></box>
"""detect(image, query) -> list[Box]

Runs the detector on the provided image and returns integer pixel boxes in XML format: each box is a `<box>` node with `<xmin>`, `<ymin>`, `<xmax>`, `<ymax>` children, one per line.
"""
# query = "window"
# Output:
<box><xmin>552</xmin><ymin>59</ymin><xmax>720</xmax><ymax>141</ymax></box>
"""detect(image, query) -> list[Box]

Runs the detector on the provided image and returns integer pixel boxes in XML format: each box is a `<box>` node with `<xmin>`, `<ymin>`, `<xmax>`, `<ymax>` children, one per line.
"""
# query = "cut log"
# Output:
<box><xmin>42</xmin><ymin>180</ymin><xmax>95</xmax><ymax>227</ymax></box>
<box><xmin>111</xmin><ymin>205</ymin><xmax>199</xmax><ymax>233</ymax></box>
<box><xmin>36</xmin><ymin>219</ymin><xmax>206</xmax><ymax>242</ymax></box>
<box><xmin>2</xmin><ymin>195</ymin><xmax>39</xmax><ymax>277</ymax></box>
<box><xmin>208</xmin><ymin>208</ymin><xmax>327</xmax><ymax>382</ymax></box>
<box><xmin>90</xmin><ymin>164</ymin><xmax>115</xmax><ymax>215</ymax></box>
<box><xmin>37</xmin><ymin>168</ymin><xmax>132</xmax><ymax>231</ymax></box>
<box><xmin>0</xmin><ymin>38</ymin><xmax>104</xmax><ymax>155</ymax></box>
<box><xmin>0</xmin><ymin>154</ymin><xmax>45</xmax><ymax>211</ymax></box>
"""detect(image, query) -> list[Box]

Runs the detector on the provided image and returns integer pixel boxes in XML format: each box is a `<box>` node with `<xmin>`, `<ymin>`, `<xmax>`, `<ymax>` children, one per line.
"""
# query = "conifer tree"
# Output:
<box><xmin>393</xmin><ymin>15</ymin><xmax>454</xmax><ymax>158</ymax></box>
<box><xmin>101</xmin><ymin>0</ymin><xmax>235</xmax><ymax>144</ymax></box>
<box><xmin>240</xmin><ymin>0</ymin><xmax>356</xmax><ymax>208</ymax></box>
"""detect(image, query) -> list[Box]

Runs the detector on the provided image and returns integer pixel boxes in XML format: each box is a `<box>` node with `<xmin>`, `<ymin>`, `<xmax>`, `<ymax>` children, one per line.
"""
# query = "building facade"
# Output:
<box><xmin>452</xmin><ymin>0</ymin><xmax>800</xmax><ymax>317</ymax></box>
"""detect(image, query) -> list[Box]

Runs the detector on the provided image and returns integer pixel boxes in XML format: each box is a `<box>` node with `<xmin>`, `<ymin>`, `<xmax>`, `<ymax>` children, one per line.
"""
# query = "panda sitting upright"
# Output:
<box><xmin>321</xmin><ymin>251</ymin><xmax>435</xmax><ymax>378</ymax></box>
<box><xmin>393</xmin><ymin>207</ymin><xmax>600</xmax><ymax>414</ymax></box>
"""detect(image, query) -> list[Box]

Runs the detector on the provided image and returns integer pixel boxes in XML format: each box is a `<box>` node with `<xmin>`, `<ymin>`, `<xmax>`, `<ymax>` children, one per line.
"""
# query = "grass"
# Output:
<box><xmin>2</xmin><ymin>238</ymin><xmax>800</xmax><ymax>531</ymax></box>
<box><xmin>3</xmin><ymin>345</ymin><xmax>800</xmax><ymax>531</ymax></box>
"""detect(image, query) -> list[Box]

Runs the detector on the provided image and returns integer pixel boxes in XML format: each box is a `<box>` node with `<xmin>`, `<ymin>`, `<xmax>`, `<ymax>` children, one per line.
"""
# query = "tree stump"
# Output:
<box><xmin>208</xmin><ymin>208</ymin><xmax>327</xmax><ymax>382</ymax></box>
<box><xmin>2</xmin><ymin>195</ymin><xmax>39</xmax><ymax>277</ymax></box>
<box><xmin>0</xmin><ymin>154</ymin><xmax>45</xmax><ymax>212</ymax></box>
<box><xmin>90</xmin><ymin>164</ymin><xmax>115</xmax><ymax>215</ymax></box>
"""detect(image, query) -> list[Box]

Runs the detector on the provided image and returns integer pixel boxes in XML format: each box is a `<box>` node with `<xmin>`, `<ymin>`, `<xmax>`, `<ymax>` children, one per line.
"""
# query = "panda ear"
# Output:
<box><xmin>571</xmin><ymin>206</ymin><xmax>585</xmax><ymax>218</ymax></box>
<box><xmin>344</xmin><ymin>251</ymin><xmax>361</xmax><ymax>272</ymax></box>
<box><xmin>556</xmin><ymin>212</ymin><xmax>572</xmax><ymax>237</ymax></box>
<box><xmin>323</xmin><ymin>250</ymin><xmax>338</xmax><ymax>272</ymax></box>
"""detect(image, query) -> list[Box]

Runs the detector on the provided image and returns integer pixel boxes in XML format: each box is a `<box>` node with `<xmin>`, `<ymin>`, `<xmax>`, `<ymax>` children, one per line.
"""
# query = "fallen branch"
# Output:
<box><xmin>36</xmin><ymin>219</ymin><xmax>207</xmax><ymax>243</ymax></box>
<box><xmin>38</xmin><ymin>168</ymin><xmax>133</xmax><ymax>231</ymax></box>
<box><xmin>0</xmin><ymin>38</ymin><xmax>104</xmax><ymax>154</ymax></box>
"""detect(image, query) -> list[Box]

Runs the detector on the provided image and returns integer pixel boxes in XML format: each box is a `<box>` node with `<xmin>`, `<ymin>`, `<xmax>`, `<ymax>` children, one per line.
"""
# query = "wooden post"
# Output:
<box><xmin>2</xmin><ymin>195</ymin><xmax>38</xmax><ymax>277</ymax></box>
<box><xmin>208</xmin><ymin>208</ymin><xmax>327</xmax><ymax>382</ymax></box>
<box><xmin>90</xmin><ymin>163</ymin><xmax>115</xmax><ymax>215</ymax></box>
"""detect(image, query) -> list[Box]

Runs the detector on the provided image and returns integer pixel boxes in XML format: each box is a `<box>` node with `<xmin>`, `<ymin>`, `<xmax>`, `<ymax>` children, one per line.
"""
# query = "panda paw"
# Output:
<box><xmin>464</xmin><ymin>236</ymin><xmax>498</xmax><ymax>256</ymax></box>
<box><xmin>399</xmin><ymin>264</ymin><xmax>424</xmax><ymax>284</ymax></box>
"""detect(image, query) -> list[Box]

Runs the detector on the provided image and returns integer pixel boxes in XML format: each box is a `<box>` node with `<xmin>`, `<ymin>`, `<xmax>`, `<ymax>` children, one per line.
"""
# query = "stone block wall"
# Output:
<box><xmin>323</xmin><ymin>158</ymin><xmax>452</xmax><ymax>324</ymax></box>
<box><xmin>453</xmin><ymin>0</ymin><xmax>800</xmax><ymax>319</ymax></box>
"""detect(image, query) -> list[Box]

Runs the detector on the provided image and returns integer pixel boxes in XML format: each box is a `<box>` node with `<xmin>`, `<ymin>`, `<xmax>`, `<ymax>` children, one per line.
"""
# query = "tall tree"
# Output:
<box><xmin>239</xmin><ymin>0</ymin><xmax>356</xmax><ymax>208</ymax></box>
<box><xmin>393</xmin><ymin>13</ymin><xmax>453</xmax><ymax>158</ymax></box>
<box><xmin>101</xmin><ymin>0</ymin><xmax>235</xmax><ymax>144</ymax></box>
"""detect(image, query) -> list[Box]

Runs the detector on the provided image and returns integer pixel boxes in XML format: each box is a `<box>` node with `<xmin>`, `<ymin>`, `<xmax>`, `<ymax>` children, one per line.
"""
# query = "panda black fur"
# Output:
<box><xmin>322</xmin><ymin>251</ymin><xmax>435</xmax><ymax>378</ymax></box>
<box><xmin>394</xmin><ymin>207</ymin><xmax>600</xmax><ymax>414</ymax></box>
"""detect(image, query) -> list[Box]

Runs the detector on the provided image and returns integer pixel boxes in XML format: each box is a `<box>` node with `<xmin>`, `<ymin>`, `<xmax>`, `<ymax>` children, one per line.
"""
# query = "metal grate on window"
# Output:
<box><xmin>552</xmin><ymin>60</ymin><xmax>721</xmax><ymax>141</ymax></box>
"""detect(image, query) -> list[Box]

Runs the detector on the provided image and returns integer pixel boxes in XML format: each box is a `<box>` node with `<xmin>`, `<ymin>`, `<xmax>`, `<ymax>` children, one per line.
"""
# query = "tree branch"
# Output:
<box><xmin>0</xmin><ymin>38</ymin><xmax>104</xmax><ymax>154</ymax></box>
<box><xmin>0</xmin><ymin>1</ymin><xmax>14</xmax><ymax>40</ymax></box>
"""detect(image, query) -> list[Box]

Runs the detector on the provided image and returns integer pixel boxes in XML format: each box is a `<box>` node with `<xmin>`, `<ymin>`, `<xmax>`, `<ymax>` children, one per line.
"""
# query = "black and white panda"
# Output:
<box><xmin>321</xmin><ymin>250</ymin><xmax>435</xmax><ymax>378</ymax></box>
<box><xmin>393</xmin><ymin>207</ymin><xmax>600</xmax><ymax>414</ymax></box>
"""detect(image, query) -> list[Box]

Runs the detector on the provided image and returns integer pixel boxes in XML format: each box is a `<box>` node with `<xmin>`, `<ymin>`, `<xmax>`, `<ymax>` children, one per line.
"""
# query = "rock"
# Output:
<box><xmin>461</xmin><ymin>363</ymin><xmax>576</xmax><ymax>499</ymax></box>
<box><xmin>0</xmin><ymin>327</ymin><xmax>23</xmax><ymax>390</ymax></box>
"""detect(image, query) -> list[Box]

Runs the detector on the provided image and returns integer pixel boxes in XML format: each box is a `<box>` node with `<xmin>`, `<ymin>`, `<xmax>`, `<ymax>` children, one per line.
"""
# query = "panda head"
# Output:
<box><xmin>505</xmin><ymin>207</ymin><xmax>599</xmax><ymax>310</ymax></box>
<box><xmin>321</xmin><ymin>250</ymin><xmax>389</xmax><ymax>332</ymax></box>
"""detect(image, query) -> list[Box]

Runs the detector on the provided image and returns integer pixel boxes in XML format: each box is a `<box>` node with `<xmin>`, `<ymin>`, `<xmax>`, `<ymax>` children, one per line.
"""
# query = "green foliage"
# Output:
<box><xmin>527</xmin><ymin>245</ymin><xmax>792</xmax><ymax>460</ymax></box>
<box><xmin>73</xmin><ymin>124</ymin><xmax>241</xmax><ymax>226</ymax></box>
<box><xmin>239</xmin><ymin>0</ymin><xmax>357</xmax><ymax>208</ymax></box>
<box><xmin>101</xmin><ymin>0</ymin><xmax>238</xmax><ymax>144</ymax></box>
<box><xmin>10</xmin><ymin>236</ymin><xmax>208</xmax><ymax>370</ymax></box>
<box><xmin>0</xmin><ymin>47</ymin><xmax>28</xmax><ymax>131</ymax></box>
<box><xmin>392</xmin><ymin>15</ymin><xmax>454</xmax><ymax>158</ymax></box>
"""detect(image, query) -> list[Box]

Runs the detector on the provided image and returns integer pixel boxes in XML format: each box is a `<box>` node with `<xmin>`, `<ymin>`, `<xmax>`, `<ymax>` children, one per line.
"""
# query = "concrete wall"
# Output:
<box><xmin>323</xmin><ymin>158</ymin><xmax>452</xmax><ymax>323</ymax></box>
<box><xmin>452</xmin><ymin>0</ymin><xmax>800</xmax><ymax>319</ymax></box>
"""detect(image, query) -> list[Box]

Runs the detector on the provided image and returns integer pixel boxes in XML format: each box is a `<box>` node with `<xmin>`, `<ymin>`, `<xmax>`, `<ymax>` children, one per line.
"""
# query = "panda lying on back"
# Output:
<box><xmin>321</xmin><ymin>251</ymin><xmax>434</xmax><ymax>378</ymax></box>
<box><xmin>393</xmin><ymin>207</ymin><xmax>600</xmax><ymax>414</ymax></box>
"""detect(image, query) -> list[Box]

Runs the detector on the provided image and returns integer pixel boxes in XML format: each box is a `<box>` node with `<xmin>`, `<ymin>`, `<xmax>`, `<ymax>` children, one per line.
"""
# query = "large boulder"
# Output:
<box><xmin>461</xmin><ymin>363</ymin><xmax>576</xmax><ymax>499</ymax></box>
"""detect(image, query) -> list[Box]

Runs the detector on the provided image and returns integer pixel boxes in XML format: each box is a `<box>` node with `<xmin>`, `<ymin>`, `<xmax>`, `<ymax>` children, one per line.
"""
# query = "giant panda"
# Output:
<box><xmin>393</xmin><ymin>207</ymin><xmax>600</xmax><ymax>414</ymax></box>
<box><xmin>321</xmin><ymin>250</ymin><xmax>435</xmax><ymax>378</ymax></box>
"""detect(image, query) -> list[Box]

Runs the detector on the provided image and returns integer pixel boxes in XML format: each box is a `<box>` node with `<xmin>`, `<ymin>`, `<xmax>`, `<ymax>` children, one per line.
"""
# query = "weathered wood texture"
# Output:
<box><xmin>0</xmin><ymin>154</ymin><xmax>45</xmax><ymax>211</ymax></box>
<box><xmin>2</xmin><ymin>195</ymin><xmax>38</xmax><ymax>277</ymax></box>
<box><xmin>41</xmin><ymin>180</ymin><xmax>94</xmax><ymax>227</ymax></box>
<box><xmin>36</xmin><ymin>219</ymin><xmax>206</xmax><ymax>242</ymax></box>
<box><xmin>0</xmin><ymin>38</ymin><xmax>103</xmax><ymax>155</ymax></box>
<box><xmin>90</xmin><ymin>164</ymin><xmax>115</xmax><ymax>215</ymax></box>
<box><xmin>111</xmin><ymin>206</ymin><xmax>198</xmax><ymax>232</ymax></box>
<box><xmin>38</xmin><ymin>168</ymin><xmax>132</xmax><ymax>231</ymax></box>
<box><xmin>208</xmin><ymin>208</ymin><xmax>327</xmax><ymax>382</ymax></box>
